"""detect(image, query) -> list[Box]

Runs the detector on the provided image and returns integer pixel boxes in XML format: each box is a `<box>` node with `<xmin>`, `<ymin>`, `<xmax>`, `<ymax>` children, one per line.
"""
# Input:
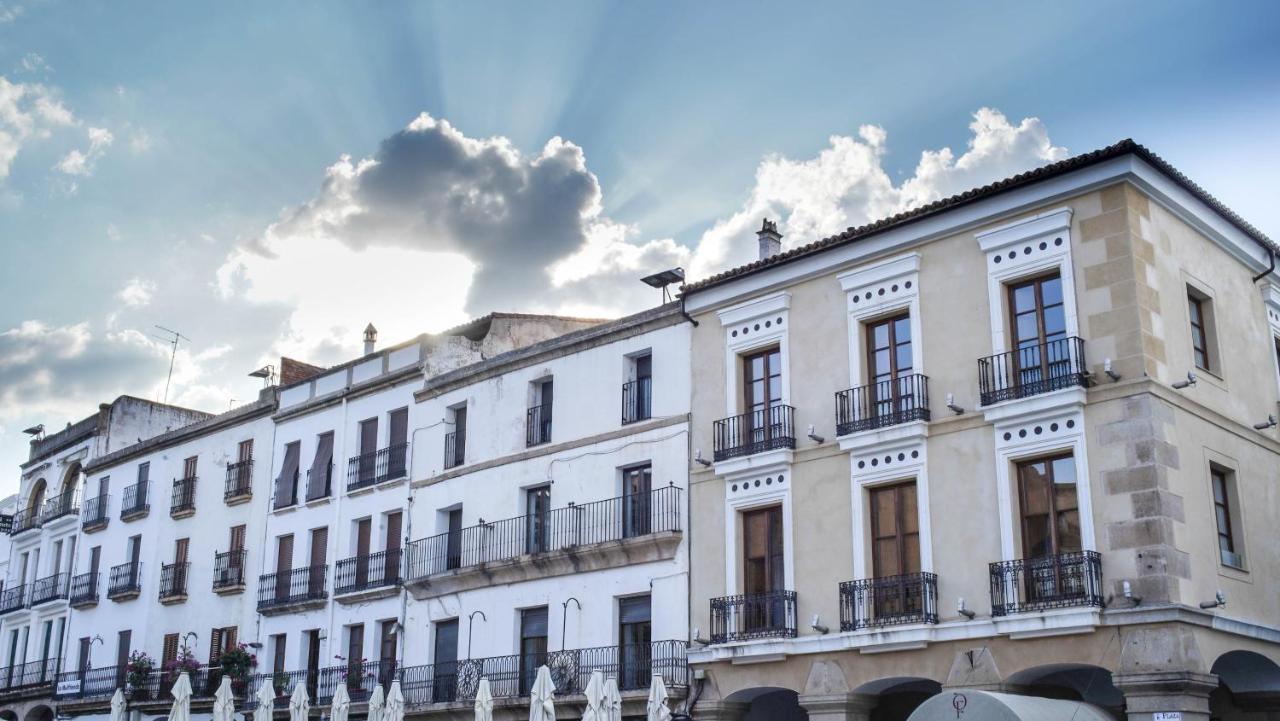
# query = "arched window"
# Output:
<box><xmin>27</xmin><ymin>478</ymin><xmax>47</xmax><ymax>516</ymax></box>
<box><xmin>60</xmin><ymin>462</ymin><xmax>82</xmax><ymax>502</ymax></box>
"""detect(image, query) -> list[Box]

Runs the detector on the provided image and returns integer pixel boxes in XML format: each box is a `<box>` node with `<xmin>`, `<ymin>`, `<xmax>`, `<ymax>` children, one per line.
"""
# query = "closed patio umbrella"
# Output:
<box><xmin>169</xmin><ymin>672</ymin><xmax>193</xmax><ymax>721</ymax></box>
<box><xmin>646</xmin><ymin>675</ymin><xmax>671</xmax><ymax>721</ymax></box>
<box><xmin>474</xmin><ymin>678</ymin><xmax>494</xmax><ymax>721</ymax></box>
<box><xmin>212</xmin><ymin>676</ymin><xmax>236</xmax><ymax>721</ymax></box>
<box><xmin>330</xmin><ymin>682</ymin><xmax>351</xmax><ymax>721</ymax></box>
<box><xmin>582</xmin><ymin>670</ymin><xmax>605</xmax><ymax>721</ymax></box>
<box><xmin>602</xmin><ymin>677</ymin><xmax>622</xmax><ymax>721</ymax></box>
<box><xmin>367</xmin><ymin>682</ymin><xmax>386</xmax><ymax>721</ymax></box>
<box><xmin>386</xmin><ymin>679</ymin><xmax>406</xmax><ymax>721</ymax></box>
<box><xmin>528</xmin><ymin>665</ymin><xmax>556</xmax><ymax>721</ymax></box>
<box><xmin>109</xmin><ymin>688</ymin><xmax>127</xmax><ymax>721</ymax></box>
<box><xmin>288</xmin><ymin>679</ymin><xmax>310</xmax><ymax>721</ymax></box>
<box><xmin>255</xmin><ymin>675</ymin><xmax>276</xmax><ymax>718</ymax></box>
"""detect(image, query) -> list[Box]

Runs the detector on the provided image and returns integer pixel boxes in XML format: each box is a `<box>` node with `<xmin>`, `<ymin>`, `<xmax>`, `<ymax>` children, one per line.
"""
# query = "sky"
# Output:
<box><xmin>1</xmin><ymin>1</ymin><xmax>1278</xmax><ymax>494</ymax></box>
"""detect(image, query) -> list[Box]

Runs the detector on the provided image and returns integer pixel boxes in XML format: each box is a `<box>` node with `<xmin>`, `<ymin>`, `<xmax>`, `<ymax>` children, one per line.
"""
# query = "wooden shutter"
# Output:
<box><xmin>389</xmin><ymin>409</ymin><xmax>408</xmax><ymax>447</ymax></box>
<box><xmin>379</xmin><ymin>620</ymin><xmax>396</xmax><ymax>666</ymax></box>
<box><xmin>277</xmin><ymin>535</ymin><xmax>294</xmax><ymax>573</ymax></box>
<box><xmin>175</xmin><ymin>538</ymin><xmax>189</xmax><ymax>564</ymax></box>
<box><xmin>230</xmin><ymin>525</ymin><xmax>246</xmax><ymax>552</ymax></box>
<box><xmin>238</xmin><ymin>440</ymin><xmax>254</xmax><ymax>463</ymax></box>
<box><xmin>224</xmin><ymin>627</ymin><xmax>237</xmax><ymax>652</ymax></box>
<box><xmin>183</xmin><ymin>456</ymin><xmax>198</xmax><ymax>479</ymax></box>
<box><xmin>209</xmin><ymin>628</ymin><xmax>224</xmax><ymax>665</ymax></box>
<box><xmin>360</xmin><ymin>419</ymin><xmax>378</xmax><ymax>455</ymax></box>
<box><xmin>385</xmin><ymin>512</ymin><xmax>402</xmax><ymax>552</ymax></box>
<box><xmin>356</xmin><ymin>520</ymin><xmax>371</xmax><ymax>558</ymax></box>
<box><xmin>347</xmin><ymin>624</ymin><xmax>364</xmax><ymax>664</ymax></box>
<box><xmin>88</xmin><ymin>546</ymin><xmax>101</xmax><ymax>575</ymax></box>
<box><xmin>116</xmin><ymin>630</ymin><xmax>131</xmax><ymax>671</ymax></box>
<box><xmin>78</xmin><ymin>637</ymin><xmax>91</xmax><ymax>674</ymax></box>
<box><xmin>272</xmin><ymin>635</ymin><xmax>287</xmax><ymax>675</ymax></box>
<box><xmin>310</xmin><ymin>528</ymin><xmax>328</xmax><ymax>567</ymax></box>
<box><xmin>162</xmin><ymin>633</ymin><xmax>179</xmax><ymax>668</ymax></box>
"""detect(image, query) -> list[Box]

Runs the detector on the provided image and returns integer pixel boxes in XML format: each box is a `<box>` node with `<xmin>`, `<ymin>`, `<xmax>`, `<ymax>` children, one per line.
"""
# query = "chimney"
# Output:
<box><xmin>363</xmin><ymin>323</ymin><xmax>378</xmax><ymax>355</ymax></box>
<box><xmin>757</xmin><ymin>218</ymin><xmax>782</xmax><ymax>260</ymax></box>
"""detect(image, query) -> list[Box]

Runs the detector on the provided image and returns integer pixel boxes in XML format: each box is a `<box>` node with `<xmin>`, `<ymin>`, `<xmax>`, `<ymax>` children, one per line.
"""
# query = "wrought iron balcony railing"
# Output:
<box><xmin>246</xmin><ymin>659</ymin><xmax>396</xmax><ymax>708</ymax></box>
<box><xmin>213</xmin><ymin>549</ymin><xmax>247</xmax><ymax>591</ymax></box>
<box><xmin>225</xmin><ymin>459</ymin><xmax>254</xmax><ymax>501</ymax></box>
<box><xmin>836</xmin><ymin>374</ymin><xmax>930</xmax><ymax>435</ymax></box>
<box><xmin>989</xmin><ymin>550</ymin><xmax>1103</xmax><ymax>616</ymax></box>
<box><xmin>40</xmin><ymin>490</ymin><xmax>79</xmax><ymax>524</ymax></box>
<box><xmin>54</xmin><ymin>664</ymin><xmax>122</xmax><ymax>700</ymax></box>
<box><xmin>347</xmin><ymin>443</ymin><xmax>408</xmax><ymax>492</ymax></box>
<box><xmin>443</xmin><ymin>431</ymin><xmax>464</xmax><ymax>470</ymax></box>
<box><xmin>9</xmin><ymin>507</ymin><xmax>40</xmax><ymax>536</ymax></box>
<box><xmin>257</xmin><ymin>564</ymin><xmax>327</xmax><ymax>611</ymax></box>
<box><xmin>0</xmin><ymin>514</ymin><xmax>10</xmax><ymax>534</ymax></box>
<box><xmin>839</xmin><ymin>572</ymin><xmax>938</xmax><ymax>631</ymax></box>
<box><xmin>709</xmin><ymin>590</ymin><xmax>798</xmax><ymax>643</ymax></box>
<box><xmin>526</xmin><ymin>403</ymin><xmax>553</xmax><ymax>447</ymax></box>
<box><xmin>69</xmin><ymin>571</ymin><xmax>98</xmax><ymax>606</ymax></box>
<box><xmin>0</xmin><ymin>585</ymin><xmax>25</xmax><ymax>615</ymax></box>
<box><xmin>107</xmin><ymin>561</ymin><xmax>142</xmax><ymax>599</ymax></box>
<box><xmin>29</xmin><ymin>572</ymin><xmax>69</xmax><ymax>606</ymax></box>
<box><xmin>121</xmin><ymin>480</ymin><xmax>149</xmax><ymax>519</ymax></box>
<box><xmin>170</xmin><ymin>476</ymin><xmax>197</xmax><ymax>517</ymax></box>
<box><xmin>407</xmin><ymin>486</ymin><xmax>682</xmax><ymax>580</ymax></box>
<box><xmin>0</xmin><ymin>658</ymin><xmax>60</xmax><ymax>693</ymax></box>
<box><xmin>159</xmin><ymin>562</ymin><xmax>190</xmax><ymax>601</ymax></box>
<box><xmin>713</xmin><ymin>405</ymin><xmax>795</xmax><ymax>461</ymax></box>
<box><xmin>307</xmin><ymin>463</ymin><xmax>332</xmax><ymax>502</ymax></box>
<box><xmin>622</xmin><ymin>377</ymin><xmax>652</xmax><ymax>425</ymax></box>
<box><xmin>978</xmin><ymin>336</ymin><xmax>1088</xmax><ymax>406</ymax></box>
<box><xmin>335</xmin><ymin>548</ymin><xmax>403</xmax><ymax>596</ymax></box>
<box><xmin>81</xmin><ymin>494</ymin><xmax>110</xmax><ymax>531</ymax></box>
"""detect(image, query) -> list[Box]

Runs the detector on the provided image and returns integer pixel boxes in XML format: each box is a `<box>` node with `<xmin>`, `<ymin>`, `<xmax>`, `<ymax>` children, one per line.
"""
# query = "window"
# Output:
<box><xmin>742</xmin><ymin>347</ymin><xmax>782</xmax><ymax>417</ymax></box>
<box><xmin>270</xmin><ymin>634</ymin><xmax>287</xmax><ymax>675</ymax></box>
<box><xmin>527</xmin><ymin>379</ymin><xmax>554</xmax><ymax>446</ymax></box>
<box><xmin>618</xmin><ymin>596</ymin><xmax>651</xmax><ymax>690</ymax></box>
<box><xmin>1211</xmin><ymin>467</ymin><xmax>1244</xmax><ymax>568</ymax></box>
<box><xmin>275</xmin><ymin>442</ymin><xmax>301</xmax><ymax>508</ymax></box>
<box><xmin>519</xmin><ymin>607</ymin><xmax>549</xmax><ymax>695</ymax></box>
<box><xmin>432</xmin><ymin>619</ymin><xmax>459</xmax><ymax>702</ymax></box>
<box><xmin>209</xmin><ymin>626</ymin><xmax>237</xmax><ymax>666</ymax></box>
<box><xmin>238</xmin><ymin>439</ymin><xmax>254</xmax><ymax>463</ymax></box>
<box><xmin>445</xmin><ymin>509</ymin><xmax>463</xmax><ymax>570</ymax></box>
<box><xmin>623</xmin><ymin>353</ymin><xmax>653</xmax><ymax>424</ymax></box>
<box><xmin>1006</xmin><ymin>273</ymin><xmax>1071</xmax><ymax>392</ymax></box>
<box><xmin>622</xmin><ymin>465</ymin><xmax>652</xmax><ymax>538</ymax></box>
<box><xmin>137</xmin><ymin>462</ymin><xmax>150</xmax><ymax>486</ymax></box>
<box><xmin>526</xmin><ymin>486</ymin><xmax>551</xmax><ymax>553</ymax></box>
<box><xmin>865</xmin><ymin>314</ymin><xmax>915</xmax><ymax>418</ymax></box>
<box><xmin>1187</xmin><ymin>286</ymin><xmax>1219</xmax><ymax>372</ymax></box>
<box><xmin>743</xmin><ymin>506</ymin><xmax>784</xmax><ymax>595</ymax></box>
<box><xmin>183</xmin><ymin>456</ymin><xmax>198</xmax><ymax>480</ymax></box>
<box><xmin>445</xmin><ymin>404</ymin><xmax>466</xmax><ymax>469</ymax></box>
<box><xmin>162</xmin><ymin>632</ymin><xmax>180</xmax><ymax>670</ymax></box>
<box><xmin>308</xmin><ymin>432</ymin><xmax>334</xmax><ymax>500</ymax></box>
<box><xmin>345</xmin><ymin>623</ymin><xmax>364</xmax><ymax>672</ymax></box>
<box><xmin>309</xmin><ymin>527</ymin><xmax>328</xmax><ymax>595</ymax></box>
<box><xmin>870</xmin><ymin>482</ymin><xmax>920</xmax><ymax>578</ymax></box>
<box><xmin>388</xmin><ymin>408</ymin><xmax>408</xmax><ymax>478</ymax></box>
<box><xmin>1017</xmin><ymin>454</ymin><xmax>1080</xmax><ymax>559</ymax></box>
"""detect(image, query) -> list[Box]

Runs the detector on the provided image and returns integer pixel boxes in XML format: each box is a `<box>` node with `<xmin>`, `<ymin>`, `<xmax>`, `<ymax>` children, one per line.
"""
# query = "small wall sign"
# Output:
<box><xmin>1153</xmin><ymin>713</ymin><xmax>1183</xmax><ymax>721</ymax></box>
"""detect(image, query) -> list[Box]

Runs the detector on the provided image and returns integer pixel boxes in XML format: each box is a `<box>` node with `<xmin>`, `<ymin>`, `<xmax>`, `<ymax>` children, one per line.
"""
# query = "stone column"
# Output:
<box><xmin>1113</xmin><ymin>671</ymin><xmax>1218</xmax><ymax>721</ymax></box>
<box><xmin>692</xmin><ymin>700</ymin><xmax>750</xmax><ymax>721</ymax></box>
<box><xmin>797</xmin><ymin>692</ymin><xmax>877</xmax><ymax>721</ymax></box>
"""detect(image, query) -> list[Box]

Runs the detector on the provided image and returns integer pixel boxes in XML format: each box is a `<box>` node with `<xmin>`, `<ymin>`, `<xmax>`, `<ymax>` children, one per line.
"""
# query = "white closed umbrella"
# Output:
<box><xmin>256</xmin><ymin>675</ymin><xmax>276</xmax><ymax>717</ymax></box>
<box><xmin>386</xmin><ymin>679</ymin><xmax>406</xmax><ymax>721</ymax></box>
<box><xmin>602</xmin><ymin>677</ymin><xmax>622</xmax><ymax>721</ymax></box>
<box><xmin>646</xmin><ymin>675</ymin><xmax>671</xmax><ymax>721</ymax></box>
<box><xmin>289</xmin><ymin>680</ymin><xmax>310</xmax><ymax>721</ymax></box>
<box><xmin>109</xmin><ymin>688</ymin><xmax>127</xmax><ymax>721</ymax></box>
<box><xmin>474</xmin><ymin>678</ymin><xmax>494</xmax><ymax>721</ymax></box>
<box><xmin>330</xmin><ymin>682</ymin><xmax>351</xmax><ymax>721</ymax></box>
<box><xmin>582</xmin><ymin>670</ymin><xmax>606</xmax><ymax>721</ymax></box>
<box><xmin>367</xmin><ymin>682</ymin><xmax>386</xmax><ymax>721</ymax></box>
<box><xmin>169</xmin><ymin>672</ymin><xmax>193</xmax><ymax>721</ymax></box>
<box><xmin>528</xmin><ymin>665</ymin><xmax>556</xmax><ymax>721</ymax></box>
<box><xmin>212</xmin><ymin>676</ymin><xmax>236</xmax><ymax>721</ymax></box>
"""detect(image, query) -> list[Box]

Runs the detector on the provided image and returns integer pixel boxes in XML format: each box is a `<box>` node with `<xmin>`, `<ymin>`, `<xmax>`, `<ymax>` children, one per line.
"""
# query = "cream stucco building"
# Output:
<box><xmin>680</xmin><ymin>141</ymin><xmax>1280</xmax><ymax>721</ymax></box>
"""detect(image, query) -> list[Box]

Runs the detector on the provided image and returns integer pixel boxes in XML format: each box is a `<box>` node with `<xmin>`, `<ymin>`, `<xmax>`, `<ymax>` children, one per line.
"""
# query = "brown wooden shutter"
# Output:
<box><xmin>238</xmin><ymin>440</ymin><xmax>254</xmax><ymax>463</ymax></box>
<box><xmin>209</xmin><ymin>628</ymin><xmax>224</xmax><ymax>665</ymax></box>
<box><xmin>385</xmin><ymin>512</ymin><xmax>402</xmax><ymax>552</ymax></box>
<box><xmin>310</xmin><ymin>528</ymin><xmax>328</xmax><ymax>567</ymax></box>
<box><xmin>224</xmin><ymin>626</ymin><xmax>237</xmax><ymax>652</ymax></box>
<box><xmin>116</xmin><ymin>630</ymin><xmax>131</xmax><ymax>671</ymax></box>
<box><xmin>360</xmin><ymin>419</ymin><xmax>378</xmax><ymax>455</ymax></box>
<box><xmin>272</xmin><ymin>635</ymin><xmax>287</xmax><ymax>675</ymax></box>
<box><xmin>78</xmin><ymin>637</ymin><xmax>91</xmax><ymax>674</ymax></box>
<box><xmin>347</xmin><ymin>624</ymin><xmax>364</xmax><ymax>664</ymax></box>
<box><xmin>389</xmin><ymin>409</ymin><xmax>407</xmax><ymax>447</ymax></box>
<box><xmin>230</xmin><ymin>525</ymin><xmax>246</xmax><ymax>552</ymax></box>
<box><xmin>162</xmin><ymin>633</ymin><xmax>179</xmax><ymax>668</ymax></box>
<box><xmin>356</xmin><ymin>520</ymin><xmax>371</xmax><ymax>558</ymax></box>
<box><xmin>379</xmin><ymin>621</ymin><xmax>396</xmax><ymax>665</ymax></box>
<box><xmin>277</xmin><ymin>535</ymin><xmax>294</xmax><ymax>573</ymax></box>
<box><xmin>184</xmin><ymin>456</ymin><xmax>198</xmax><ymax>479</ymax></box>
<box><xmin>175</xmin><ymin>538</ymin><xmax>189</xmax><ymax>564</ymax></box>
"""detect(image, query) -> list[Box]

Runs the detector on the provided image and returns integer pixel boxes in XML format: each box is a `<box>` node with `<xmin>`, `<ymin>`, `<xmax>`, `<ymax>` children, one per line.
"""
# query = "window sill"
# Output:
<box><xmin>1218</xmin><ymin>561</ymin><xmax>1250</xmax><ymax>584</ymax></box>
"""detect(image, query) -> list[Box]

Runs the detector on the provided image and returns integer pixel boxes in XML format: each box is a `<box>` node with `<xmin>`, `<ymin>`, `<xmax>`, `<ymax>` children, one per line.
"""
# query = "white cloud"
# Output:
<box><xmin>17</xmin><ymin>53</ymin><xmax>49</xmax><ymax>75</ymax></box>
<box><xmin>55</xmin><ymin>125</ymin><xmax>113</xmax><ymax>177</ymax></box>
<box><xmin>0</xmin><ymin>3</ymin><xmax>22</xmax><ymax>24</ymax></box>
<box><xmin>106</xmin><ymin>223</ymin><xmax>122</xmax><ymax>241</ymax></box>
<box><xmin>117</xmin><ymin>277</ymin><xmax>156</xmax><ymax>307</ymax></box>
<box><xmin>0</xmin><ymin>75</ymin><xmax>78</xmax><ymax>179</ymax></box>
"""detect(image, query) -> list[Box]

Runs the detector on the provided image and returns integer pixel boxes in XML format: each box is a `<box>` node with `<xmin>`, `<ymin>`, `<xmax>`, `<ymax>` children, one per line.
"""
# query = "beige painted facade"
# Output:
<box><xmin>683</xmin><ymin>171</ymin><xmax>1280</xmax><ymax>721</ymax></box>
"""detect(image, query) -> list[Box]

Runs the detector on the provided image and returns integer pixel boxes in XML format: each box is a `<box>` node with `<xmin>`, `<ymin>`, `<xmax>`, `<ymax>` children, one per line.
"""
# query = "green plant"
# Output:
<box><xmin>126</xmin><ymin>650</ymin><xmax>155</xmax><ymax>691</ymax></box>
<box><xmin>219</xmin><ymin>642</ymin><xmax>258</xmax><ymax>681</ymax></box>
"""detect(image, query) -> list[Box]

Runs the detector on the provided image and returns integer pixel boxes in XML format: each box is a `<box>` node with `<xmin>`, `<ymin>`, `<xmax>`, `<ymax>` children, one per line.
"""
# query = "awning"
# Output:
<box><xmin>907</xmin><ymin>690</ymin><xmax>1114</xmax><ymax>721</ymax></box>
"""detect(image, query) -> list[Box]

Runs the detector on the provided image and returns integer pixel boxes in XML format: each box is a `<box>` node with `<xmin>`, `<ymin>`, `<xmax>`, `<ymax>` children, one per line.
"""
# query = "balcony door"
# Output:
<box><xmin>388</xmin><ymin>409</ymin><xmax>408</xmax><ymax>478</ymax></box>
<box><xmin>445</xmin><ymin>509</ymin><xmax>463</xmax><ymax>570</ymax></box>
<box><xmin>309</xmin><ymin>528</ymin><xmax>328</xmax><ymax>596</ymax></box>
<box><xmin>304</xmin><ymin>630</ymin><xmax>320</xmax><ymax>699</ymax></box>
<box><xmin>228</xmin><ymin>525</ymin><xmax>246</xmax><ymax>584</ymax></box>
<box><xmin>743</xmin><ymin>347</ymin><xmax>782</xmax><ymax>444</ymax></box>
<box><xmin>346</xmin><ymin>624</ymin><xmax>364</xmax><ymax>692</ymax></box>
<box><xmin>359</xmin><ymin>418</ymin><xmax>378</xmax><ymax>484</ymax></box>
<box><xmin>518</xmin><ymin>607</ymin><xmax>548</xmax><ymax>696</ymax></box>
<box><xmin>526</xmin><ymin>486</ymin><xmax>551</xmax><ymax>554</ymax></box>
<box><xmin>618</xmin><ymin>595</ymin><xmax>651</xmax><ymax>690</ymax></box>
<box><xmin>622</xmin><ymin>464</ymin><xmax>652</xmax><ymax>538</ymax></box>
<box><xmin>742</xmin><ymin>506</ymin><xmax>785</xmax><ymax>633</ymax></box>
<box><xmin>869</xmin><ymin>482</ymin><xmax>921</xmax><ymax>619</ymax></box>
<box><xmin>384</xmin><ymin>512</ymin><xmax>402</xmax><ymax>585</ymax></box>
<box><xmin>432</xmin><ymin>619</ymin><xmax>458</xmax><ymax>702</ymax></box>
<box><xmin>275</xmin><ymin>535</ymin><xmax>294</xmax><ymax>601</ymax></box>
<box><xmin>1008</xmin><ymin>273</ymin><xmax>1068</xmax><ymax>390</ymax></box>
<box><xmin>354</xmin><ymin>519</ymin><xmax>371</xmax><ymax>588</ymax></box>
<box><xmin>865</xmin><ymin>314</ymin><xmax>914</xmax><ymax>420</ymax></box>
<box><xmin>1017</xmin><ymin>454</ymin><xmax>1082</xmax><ymax>602</ymax></box>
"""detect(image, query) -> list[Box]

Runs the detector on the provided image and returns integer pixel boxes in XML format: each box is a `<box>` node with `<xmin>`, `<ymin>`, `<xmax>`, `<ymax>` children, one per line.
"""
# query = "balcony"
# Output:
<box><xmin>712</xmin><ymin>405</ymin><xmax>795</xmax><ymax>462</ymax></box>
<box><xmin>989</xmin><ymin>550</ymin><xmax>1104</xmax><ymax>616</ymax></box>
<box><xmin>273</xmin><ymin>470</ymin><xmax>300</xmax><ymax>511</ymax></box>
<box><xmin>839</xmin><ymin>572</ymin><xmax>938</xmax><ymax>631</ymax></box>
<box><xmin>170</xmin><ymin>476</ymin><xmax>197</xmax><ymax>518</ymax></box>
<box><xmin>54</xmin><ymin>664</ymin><xmax>122</xmax><ymax>701</ymax></box>
<box><xmin>443</xmin><ymin>431</ymin><xmax>464</xmax><ymax>470</ymax></box>
<box><xmin>397</xmin><ymin>640</ymin><xmax>688</xmax><ymax>705</ymax></box>
<box><xmin>81</xmin><ymin>494</ymin><xmax>110</xmax><ymax>532</ymax></box>
<box><xmin>69</xmin><ymin>571</ymin><xmax>99</xmax><ymax>608</ymax></box>
<box><xmin>159</xmin><ymin>562</ymin><xmax>190</xmax><ymax>604</ymax></box>
<box><xmin>257</xmin><ymin>565</ymin><xmax>328</xmax><ymax>614</ymax></box>
<box><xmin>406</xmin><ymin>486</ymin><xmax>682</xmax><ymax>597</ymax></box>
<box><xmin>0</xmin><ymin>658</ymin><xmax>60</xmax><ymax>698</ymax></box>
<box><xmin>978</xmin><ymin>336</ymin><xmax>1088</xmax><ymax>406</ymax></box>
<box><xmin>334</xmin><ymin>548</ymin><xmax>403</xmax><ymax>602</ymax></box>
<box><xmin>224</xmin><ymin>459</ymin><xmax>254</xmax><ymax>504</ymax></box>
<box><xmin>347</xmin><ymin>442</ymin><xmax>407</xmax><ymax>492</ymax></box>
<box><xmin>836</xmin><ymin>374</ymin><xmax>930</xmax><ymax>436</ymax></box>
<box><xmin>40</xmin><ymin>490</ymin><xmax>79</xmax><ymax>525</ymax></box>
<box><xmin>246</xmin><ymin>660</ymin><xmax>397</xmax><ymax>708</ymax></box>
<box><xmin>0</xmin><ymin>514</ymin><xmax>10</xmax><ymax>534</ymax></box>
<box><xmin>709</xmin><ymin>590</ymin><xmax>798</xmax><ymax>643</ymax></box>
<box><xmin>306</xmin><ymin>463</ymin><xmax>332</xmax><ymax>502</ymax></box>
<box><xmin>107</xmin><ymin>561</ymin><xmax>142</xmax><ymax>601</ymax></box>
<box><xmin>213</xmin><ymin>549</ymin><xmax>247</xmax><ymax>594</ymax></box>
<box><xmin>10</xmin><ymin>507</ymin><xmax>40</xmax><ymax>536</ymax></box>
<box><xmin>621</xmin><ymin>377</ymin><xmax>652</xmax><ymax>425</ymax></box>
<box><xmin>526</xmin><ymin>403</ymin><xmax>552</xmax><ymax>447</ymax></box>
<box><xmin>0</xmin><ymin>585</ymin><xmax>25</xmax><ymax>615</ymax></box>
<box><xmin>29</xmin><ymin>572</ymin><xmax>69</xmax><ymax>607</ymax></box>
<box><xmin>120</xmin><ymin>666</ymin><xmax>227</xmax><ymax>704</ymax></box>
<box><xmin>121</xmin><ymin>481</ymin><xmax>150</xmax><ymax>521</ymax></box>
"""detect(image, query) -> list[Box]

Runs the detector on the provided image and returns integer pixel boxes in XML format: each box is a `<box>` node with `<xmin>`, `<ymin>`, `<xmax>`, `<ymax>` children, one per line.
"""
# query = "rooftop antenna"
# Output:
<box><xmin>150</xmin><ymin>325</ymin><xmax>189</xmax><ymax>404</ymax></box>
<box><xmin>640</xmin><ymin>267</ymin><xmax>685</xmax><ymax>303</ymax></box>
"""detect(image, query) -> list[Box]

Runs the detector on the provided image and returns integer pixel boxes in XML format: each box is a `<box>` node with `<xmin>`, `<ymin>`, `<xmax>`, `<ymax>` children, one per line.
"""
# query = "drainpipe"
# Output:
<box><xmin>324</xmin><ymin>394</ymin><xmax>350</xmax><ymax>665</ymax></box>
<box><xmin>1252</xmin><ymin>246</ymin><xmax>1275</xmax><ymax>283</ymax></box>
<box><xmin>679</xmin><ymin>293</ymin><xmax>699</xmax><ymax>327</ymax></box>
<box><xmin>252</xmin><ymin>394</ymin><xmax>281</xmax><ymax>653</ymax></box>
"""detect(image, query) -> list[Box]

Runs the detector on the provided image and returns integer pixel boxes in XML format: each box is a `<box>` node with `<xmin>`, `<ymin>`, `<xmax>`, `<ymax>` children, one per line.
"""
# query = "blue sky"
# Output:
<box><xmin>1</xmin><ymin>1</ymin><xmax>1278</xmax><ymax>492</ymax></box>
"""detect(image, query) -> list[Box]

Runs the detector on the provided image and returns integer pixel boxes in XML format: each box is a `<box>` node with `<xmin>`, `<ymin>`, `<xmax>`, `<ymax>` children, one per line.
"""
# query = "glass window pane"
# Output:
<box><xmin>873</xmin><ymin>323</ymin><xmax>889</xmax><ymax>348</ymax></box>
<box><xmin>1013</xmin><ymin>285</ymin><xmax>1036</xmax><ymax>312</ymax></box>
<box><xmin>873</xmin><ymin>490</ymin><xmax>897</xmax><ymax>535</ymax></box>
<box><xmin>1016</xmin><ymin>313</ymin><xmax>1040</xmax><ymax>342</ymax></box>
<box><xmin>767</xmin><ymin>377</ymin><xmax>781</xmax><ymax>402</ymax></box>
<box><xmin>1215</xmin><ymin>506</ymin><xmax>1230</xmax><ymax>535</ymax></box>
<box><xmin>1041</xmin><ymin>277</ymin><xmax>1063</xmax><ymax>306</ymax></box>
<box><xmin>1024</xmin><ymin>517</ymin><xmax>1051</xmax><ymax>558</ymax></box>
<box><xmin>1043</xmin><ymin>308</ymin><xmax>1067</xmax><ymax>337</ymax></box>
<box><xmin>875</xmin><ymin>539</ymin><xmax>900</xmax><ymax>576</ymax></box>
<box><xmin>901</xmin><ymin>486</ymin><xmax>918</xmax><ymax>533</ymax></box>
<box><xmin>1056</xmin><ymin>510</ymin><xmax>1081</xmax><ymax>552</ymax></box>
<box><xmin>896</xmin><ymin>345</ymin><xmax>913</xmax><ymax>373</ymax></box>
<box><xmin>873</xmin><ymin>349</ymin><xmax>891</xmax><ymax>375</ymax></box>
<box><xmin>894</xmin><ymin>317</ymin><xmax>911</xmax><ymax>341</ymax></box>
<box><xmin>1211</xmin><ymin>475</ymin><xmax>1225</xmax><ymax>503</ymax></box>
<box><xmin>1051</xmin><ymin>456</ymin><xmax>1077</xmax><ymax>485</ymax></box>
